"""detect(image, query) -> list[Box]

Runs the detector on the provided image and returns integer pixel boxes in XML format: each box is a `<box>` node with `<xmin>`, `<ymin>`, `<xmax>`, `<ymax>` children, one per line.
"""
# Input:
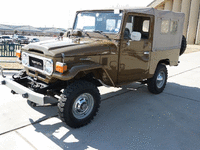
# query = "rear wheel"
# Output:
<box><xmin>147</xmin><ymin>64</ymin><xmax>168</xmax><ymax>94</ymax></box>
<box><xmin>58</xmin><ymin>80</ymin><xmax>101</xmax><ymax>128</ymax></box>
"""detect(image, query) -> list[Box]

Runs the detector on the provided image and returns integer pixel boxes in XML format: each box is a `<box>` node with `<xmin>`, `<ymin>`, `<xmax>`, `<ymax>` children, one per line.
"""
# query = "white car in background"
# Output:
<box><xmin>29</xmin><ymin>38</ymin><xmax>40</xmax><ymax>43</ymax></box>
<box><xmin>12</xmin><ymin>35</ymin><xmax>29</xmax><ymax>44</ymax></box>
<box><xmin>0</xmin><ymin>35</ymin><xmax>13</xmax><ymax>43</ymax></box>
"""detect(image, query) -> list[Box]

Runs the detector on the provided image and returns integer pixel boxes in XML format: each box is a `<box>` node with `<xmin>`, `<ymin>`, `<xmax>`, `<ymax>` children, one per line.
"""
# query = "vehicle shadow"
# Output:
<box><xmin>28</xmin><ymin>82</ymin><xmax>200</xmax><ymax>150</ymax></box>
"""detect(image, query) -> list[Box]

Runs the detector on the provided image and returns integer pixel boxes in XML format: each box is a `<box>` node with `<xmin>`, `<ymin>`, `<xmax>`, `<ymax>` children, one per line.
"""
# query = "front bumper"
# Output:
<box><xmin>0</xmin><ymin>67</ymin><xmax>57</xmax><ymax>105</ymax></box>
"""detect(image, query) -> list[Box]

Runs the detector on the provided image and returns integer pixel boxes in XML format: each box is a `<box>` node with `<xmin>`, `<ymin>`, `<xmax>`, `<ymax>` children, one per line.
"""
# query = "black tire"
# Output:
<box><xmin>58</xmin><ymin>80</ymin><xmax>101</xmax><ymax>128</ymax></box>
<box><xmin>180</xmin><ymin>35</ymin><xmax>187</xmax><ymax>56</ymax></box>
<box><xmin>147</xmin><ymin>64</ymin><xmax>168</xmax><ymax>94</ymax></box>
<box><xmin>30</xmin><ymin>102</ymin><xmax>37</xmax><ymax>107</ymax></box>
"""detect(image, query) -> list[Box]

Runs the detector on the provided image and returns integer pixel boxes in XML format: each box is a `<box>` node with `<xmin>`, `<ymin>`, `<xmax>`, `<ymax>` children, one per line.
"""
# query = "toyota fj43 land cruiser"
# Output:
<box><xmin>0</xmin><ymin>8</ymin><xmax>186</xmax><ymax>128</ymax></box>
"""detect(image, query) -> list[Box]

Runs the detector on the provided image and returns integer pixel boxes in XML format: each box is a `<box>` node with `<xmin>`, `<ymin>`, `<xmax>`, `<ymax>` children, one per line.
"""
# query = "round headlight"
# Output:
<box><xmin>22</xmin><ymin>52</ymin><xmax>28</xmax><ymax>66</ymax></box>
<box><xmin>45</xmin><ymin>60</ymin><xmax>53</xmax><ymax>75</ymax></box>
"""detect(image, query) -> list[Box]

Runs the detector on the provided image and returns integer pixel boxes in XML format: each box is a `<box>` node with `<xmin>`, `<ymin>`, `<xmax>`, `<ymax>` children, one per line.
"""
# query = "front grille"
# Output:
<box><xmin>29</xmin><ymin>70</ymin><xmax>46</xmax><ymax>79</ymax></box>
<box><xmin>38</xmin><ymin>73</ymin><xmax>46</xmax><ymax>79</ymax></box>
<box><xmin>29</xmin><ymin>70</ymin><xmax>35</xmax><ymax>74</ymax></box>
<box><xmin>29</xmin><ymin>56</ymin><xmax>43</xmax><ymax>70</ymax></box>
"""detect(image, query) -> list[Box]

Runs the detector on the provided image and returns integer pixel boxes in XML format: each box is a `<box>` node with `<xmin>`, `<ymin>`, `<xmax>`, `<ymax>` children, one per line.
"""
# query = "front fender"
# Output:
<box><xmin>52</xmin><ymin>63</ymin><xmax>114</xmax><ymax>86</ymax></box>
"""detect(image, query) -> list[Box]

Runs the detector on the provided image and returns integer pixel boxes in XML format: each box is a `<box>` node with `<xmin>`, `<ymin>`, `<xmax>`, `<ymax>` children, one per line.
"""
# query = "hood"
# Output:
<box><xmin>22</xmin><ymin>38</ymin><xmax>117</xmax><ymax>57</ymax></box>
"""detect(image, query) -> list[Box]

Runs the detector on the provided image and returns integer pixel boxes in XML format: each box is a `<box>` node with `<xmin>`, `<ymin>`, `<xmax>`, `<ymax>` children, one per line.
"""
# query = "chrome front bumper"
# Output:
<box><xmin>0</xmin><ymin>66</ymin><xmax>57</xmax><ymax>105</ymax></box>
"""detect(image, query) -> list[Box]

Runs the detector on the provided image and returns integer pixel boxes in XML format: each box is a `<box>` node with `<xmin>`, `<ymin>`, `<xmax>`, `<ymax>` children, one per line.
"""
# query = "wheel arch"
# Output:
<box><xmin>158</xmin><ymin>59</ymin><xmax>170</xmax><ymax>66</ymax></box>
<box><xmin>52</xmin><ymin>63</ymin><xmax>115</xmax><ymax>86</ymax></box>
<box><xmin>149</xmin><ymin>59</ymin><xmax>169</xmax><ymax>77</ymax></box>
<box><xmin>74</xmin><ymin>68</ymin><xmax>115</xmax><ymax>87</ymax></box>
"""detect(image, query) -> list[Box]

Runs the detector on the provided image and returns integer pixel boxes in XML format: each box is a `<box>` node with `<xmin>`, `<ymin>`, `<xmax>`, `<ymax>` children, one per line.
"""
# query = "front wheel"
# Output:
<box><xmin>58</xmin><ymin>80</ymin><xmax>101</xmax><ymax>128</ymax></box>
<box><xmin>147</xmin><ymin>64</ymin><xmax>168</xmax><ymax>94</ymax></box>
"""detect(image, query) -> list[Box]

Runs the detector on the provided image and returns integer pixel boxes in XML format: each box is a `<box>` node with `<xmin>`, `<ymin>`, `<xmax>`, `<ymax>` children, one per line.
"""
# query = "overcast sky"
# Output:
<box><xmin>2</xmin><ymin>0</ymin><xmax>152</xmax><ymax>28</ymax></box>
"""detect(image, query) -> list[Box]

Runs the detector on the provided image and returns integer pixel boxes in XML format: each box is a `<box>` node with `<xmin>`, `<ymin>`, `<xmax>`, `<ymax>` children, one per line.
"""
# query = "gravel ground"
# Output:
<box><xmin>0</xmin><ymin>44</ymin><xmax>199</xmax><ymax>70</ymax></box>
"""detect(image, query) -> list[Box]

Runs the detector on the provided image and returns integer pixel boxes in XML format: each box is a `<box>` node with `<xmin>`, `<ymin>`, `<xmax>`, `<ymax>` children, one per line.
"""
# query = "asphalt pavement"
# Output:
<box><xmin>0</xmin><ymin>51</ymin><xmax>200</xmax><ymax>150</ymax></box>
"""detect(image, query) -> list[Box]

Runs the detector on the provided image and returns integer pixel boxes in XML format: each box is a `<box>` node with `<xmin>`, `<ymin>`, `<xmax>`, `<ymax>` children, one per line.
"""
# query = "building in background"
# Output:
<box><xmin>148</xmin><ymin>0</ymin><xmax>200</xmax><ymax>45</ymax></box>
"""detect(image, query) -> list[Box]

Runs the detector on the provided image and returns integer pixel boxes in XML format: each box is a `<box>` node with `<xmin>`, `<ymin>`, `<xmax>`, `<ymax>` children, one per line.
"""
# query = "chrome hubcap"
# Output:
<box><xmin>156</xmin><ymin>71</ymin><xmax>165</xmax><ymax>88</ymax></box>
<box><xmin>72</xmin><ymin>93</ymin><xmax>94</xmax><ymax>119</ymax></box>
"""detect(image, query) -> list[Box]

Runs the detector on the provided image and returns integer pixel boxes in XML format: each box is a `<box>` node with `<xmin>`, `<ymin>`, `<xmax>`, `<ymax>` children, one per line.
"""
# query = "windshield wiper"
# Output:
<box><xmin>93</xmin><ymin>30</ymin><xmax>111</xmax><ymax>41</ymax></box>
<box><xmin>83</xmin><ymin>31</ymin><xmax>91</xmax><ymax>38</ymax></box>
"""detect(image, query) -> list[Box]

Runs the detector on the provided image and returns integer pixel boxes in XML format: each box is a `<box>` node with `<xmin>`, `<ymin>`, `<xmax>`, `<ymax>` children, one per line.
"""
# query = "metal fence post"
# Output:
<box><xmin>0</xmin><ymin>43</ymin><xmax>22</xmax><ymax>57</ymax></box>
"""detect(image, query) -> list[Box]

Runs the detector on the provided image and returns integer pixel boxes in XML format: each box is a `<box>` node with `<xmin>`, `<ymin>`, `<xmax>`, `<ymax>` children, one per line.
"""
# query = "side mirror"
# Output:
<box><xmin>130</xmin><ymin>32</ymin><xmax>141</xmax><ymax>41</ymax></box>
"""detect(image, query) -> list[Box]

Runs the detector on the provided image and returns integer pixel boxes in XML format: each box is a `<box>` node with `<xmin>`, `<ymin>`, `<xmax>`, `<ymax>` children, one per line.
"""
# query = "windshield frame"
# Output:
<box><xmin>72</xmin><ymin>10</ymin><xmax>124</xmax><ymax>37</ymax></box>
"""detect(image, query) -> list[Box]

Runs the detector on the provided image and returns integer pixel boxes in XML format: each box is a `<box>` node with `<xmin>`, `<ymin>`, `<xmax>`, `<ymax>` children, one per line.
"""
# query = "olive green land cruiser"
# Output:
<box><xmin>0</xmin><ymin>8</ymin><xmax>186</xmax><ymax>128</ymax></box>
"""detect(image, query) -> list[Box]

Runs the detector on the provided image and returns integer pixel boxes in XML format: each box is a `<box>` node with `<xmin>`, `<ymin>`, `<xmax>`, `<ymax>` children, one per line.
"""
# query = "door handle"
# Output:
<box><xmin>144</xmin><ymin>51</ymin><xmax>149</xmax><ymax>55</ymax></box>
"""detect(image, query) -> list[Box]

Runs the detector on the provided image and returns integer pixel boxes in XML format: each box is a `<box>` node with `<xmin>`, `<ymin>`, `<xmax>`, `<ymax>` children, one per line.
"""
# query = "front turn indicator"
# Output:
<box><xmin>56</xmin><ymin>62</ymin><xmax>67</xmax><ymax>73</ymax></box>
<box><xmin>16</xmin><ymin>50</ymin><xmax>21</xmax><ymax>59</ymax></box>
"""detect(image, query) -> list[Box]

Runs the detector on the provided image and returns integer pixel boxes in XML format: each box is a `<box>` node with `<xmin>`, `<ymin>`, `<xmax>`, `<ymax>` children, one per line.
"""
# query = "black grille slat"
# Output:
<box><xmin>29</xmin><ymin>70</ymin><xmax>35</xmax><ymax>74</ymax></box>
<box><xmin>38</xmin><ymin>73</ymin><xmax>46</xmax><ymax>79</ymax></box>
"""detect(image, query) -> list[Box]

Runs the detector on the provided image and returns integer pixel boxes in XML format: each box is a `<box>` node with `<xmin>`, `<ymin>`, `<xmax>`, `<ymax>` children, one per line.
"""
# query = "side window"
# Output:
<box><xmin>142</xmin><ymin>20</ymin><xmax>149</xmax><ymax>32</ymax></box>
<box><xmin>170</xmin><ymin>20</ymin><xmax>178</xmax><ymax>34</ymax></box>
<box><xmin>124</xmin><ymin>15</ymin><xmax>150</xmax><ymax>40</ymax></box>
<box><xmin>161</xmin><ymin>20</ymin><xmax>169</xmax><ymax>34</ymax></box>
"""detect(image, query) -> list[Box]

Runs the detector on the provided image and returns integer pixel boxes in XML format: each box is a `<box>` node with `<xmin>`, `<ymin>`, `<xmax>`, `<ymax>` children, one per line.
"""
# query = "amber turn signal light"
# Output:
<box><xmin>56</xmin><ymin>62</ymin><xmax>67</xmax><ymax>73</ymax></box>
<box><xmin>16</xmin><ymin>50</ymin><xmax>21</xmax><ymax>58</ymax></box>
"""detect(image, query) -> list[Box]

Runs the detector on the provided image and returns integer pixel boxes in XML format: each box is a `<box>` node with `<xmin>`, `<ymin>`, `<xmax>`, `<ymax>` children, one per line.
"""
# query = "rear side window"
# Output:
<box><xmin>170</xmin><ymin>20</ymin><xmax>178</xmax><ymax>34</ymax></box>
<box><xmin>142</xmin><ymin>20</ymin><xmax>149</xmax><ymax>32</ymax></box>
<box><xmin>161</xmin><ymin>20</ymin><xmax>169</xmax><ymax>34</ymax></box>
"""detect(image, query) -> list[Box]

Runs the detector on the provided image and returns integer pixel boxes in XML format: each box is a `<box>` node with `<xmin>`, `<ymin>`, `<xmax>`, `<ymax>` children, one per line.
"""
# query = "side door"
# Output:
<box><xmin>117</xmin><ymin>14</ymin><xmax>153</xmax><ymax>85</ymax></box>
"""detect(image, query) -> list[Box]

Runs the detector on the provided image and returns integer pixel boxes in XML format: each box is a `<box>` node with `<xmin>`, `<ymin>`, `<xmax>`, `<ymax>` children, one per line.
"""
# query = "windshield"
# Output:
<box><xmin>73</xmin><ymin>11</ymin><xmax>122</xmax><ymax>33</ymax></box>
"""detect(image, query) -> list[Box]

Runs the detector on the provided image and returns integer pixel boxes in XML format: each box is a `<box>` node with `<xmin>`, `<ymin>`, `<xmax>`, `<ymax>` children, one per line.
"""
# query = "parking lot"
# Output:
<box><xmin>0</xmin><ymin>35</ymin><xmax>56</xmax><ymax>44</ymax></box>
<box><xmin>0</xmin><ymin>50</ymin><xmax>200</xmax><ymax>150</ymax></box>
